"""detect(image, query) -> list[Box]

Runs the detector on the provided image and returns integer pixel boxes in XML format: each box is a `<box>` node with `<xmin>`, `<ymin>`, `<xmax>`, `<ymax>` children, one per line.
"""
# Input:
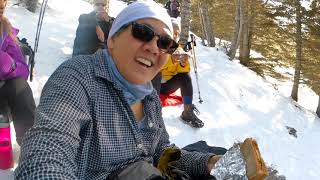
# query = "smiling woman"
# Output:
<box><xmin>108</xmin><ymin>19</ymin><xmax>178</xmax><ymax>85</ymax></box>
<box><xmin>15</xmin><ymin>1</ymin><xmax>219</xmax><ymax>180</ymax></box>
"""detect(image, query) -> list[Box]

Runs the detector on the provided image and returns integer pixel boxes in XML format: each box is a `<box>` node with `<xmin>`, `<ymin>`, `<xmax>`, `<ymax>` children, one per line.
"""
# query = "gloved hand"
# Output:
<box><xmin>183</xmin><ymin>42</ymin><xmax>192</xmax><ymax>52</ymax></box>
<box><xmin>157</xmin><ymin>147</ymin><xmax>192</xmax><ymax>180</ymax></box>
<box><xmin>168</xmin><ymin>164</ymin><xmax>191</xmax><ymax>180</ymax></box>
<box><xmin>157</xmin><ymin>147</ymin><xmax>181</xmax><ymax>177</ymax></box>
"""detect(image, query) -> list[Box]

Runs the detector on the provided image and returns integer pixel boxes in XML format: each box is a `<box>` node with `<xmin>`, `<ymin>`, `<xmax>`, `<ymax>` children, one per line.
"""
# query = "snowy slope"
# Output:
<box><xmin>1</xmin><ymin>0</ymin><xmax>319</xmax><ymax>179</ymax></box>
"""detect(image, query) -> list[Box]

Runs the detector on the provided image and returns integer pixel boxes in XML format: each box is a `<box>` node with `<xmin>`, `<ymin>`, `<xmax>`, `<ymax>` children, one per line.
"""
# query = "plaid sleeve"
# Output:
<box><xmin>14</xmin><ymin>65</ymin><xmax>91</xmax><ymax>179</ymax></box>
<box><xmin>152</xmin><ymin>97</ymin><xmax>212</xmax><ymax>177</ymax></box>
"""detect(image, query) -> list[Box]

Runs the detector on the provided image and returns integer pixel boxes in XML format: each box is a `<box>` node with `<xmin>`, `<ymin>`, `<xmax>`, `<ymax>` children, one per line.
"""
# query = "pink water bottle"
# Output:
<box><xmin>0</xmin><ymin>113</ymin><xmax>13</xmax><ymax>170</ymax></box>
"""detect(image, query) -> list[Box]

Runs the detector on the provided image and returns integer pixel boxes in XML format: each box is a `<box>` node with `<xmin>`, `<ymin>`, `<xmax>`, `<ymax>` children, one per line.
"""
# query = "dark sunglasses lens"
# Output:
<box><xmin>131</xmin><ymin>22</ymin><xmax>178</xmax><ymax>54</ymax></box>
<box><xmin>158</xmin><ymin>36</ymin><xmax>179</xmax><ymax>54</ymax></box>
<box><xmin>95</xmin><ymin>3</ymin><xmax>106</xmax><ymax>7</ymax></box>
<box><xmin>132</xmin><ymin>23</ymin><xmax>155</xmax><ymax>42</ymax></box>
<box><xmin>157</xmin><ymin>36</ymin><xmax>171</xmax><ymax>49</ymax></box>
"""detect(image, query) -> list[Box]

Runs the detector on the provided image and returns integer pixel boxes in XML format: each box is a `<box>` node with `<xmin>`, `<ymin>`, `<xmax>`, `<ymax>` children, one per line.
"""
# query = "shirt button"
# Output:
<box><xmin>137</xmin><ymin>144</ymin><xmax>143</xmax><ymax>149</ymax></box>
<box><xmin>148</xmin><ymin>122</ymin><xmax>153</xmax><ymax>128</ymax></box>
<box><xmin>144</xmin><ymin>150</ymin><xmax>149</xmax><ymax>156</ymax></box>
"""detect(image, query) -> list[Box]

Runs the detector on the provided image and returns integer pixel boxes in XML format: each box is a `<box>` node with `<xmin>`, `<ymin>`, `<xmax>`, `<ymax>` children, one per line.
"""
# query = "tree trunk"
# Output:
<box><xmin>316</xmin><ymin>96</ymin><xmax>320</xmax><ymax>118</ymax></box>
<box><xmin>179</xmin><ymin>0</ymin><xmax>192</xmax><ymax>46</ymax></box>
<box><xmin>291</xmin><ymin>0</ymin><xmax>302</xmax><ymax>101</ymax></box>
<box><xmin>227</xmin><ymin>0</ymin><xmax>242</xmax><ymax>60</ymax></box>
<box><xmin>198</xmin><ymin>2</ymin><xmax>207</xmax><ymax>45</ymax></box>
<box><xmin>239</xmin><ymin>0</ymin><xmax>250</xmax><ymax>66</ymax></box>
<box><xmin>200</xmin><ymin>0</ymin><xmax>215</xmax><ymax>47</ymax></box>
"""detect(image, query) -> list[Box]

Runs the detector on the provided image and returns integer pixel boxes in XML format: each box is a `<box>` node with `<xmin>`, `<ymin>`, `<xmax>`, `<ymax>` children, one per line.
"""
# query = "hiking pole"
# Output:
<box><xmin>190</xmin><ymin>34</ymin><xmax>203</xmax><ymax>104</ymax></box>
<box><xmin>30</xmin><ymin>0</ymin><xmax>49</xmax><ymax>81</ymax></box>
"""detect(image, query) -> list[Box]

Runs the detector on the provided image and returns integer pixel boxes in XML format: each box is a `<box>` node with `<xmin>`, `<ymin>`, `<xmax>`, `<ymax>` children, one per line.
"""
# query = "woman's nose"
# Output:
<box><xmin>142</xmin><ymin>37</ymin><xmax>160</xmax><ymax>56</ymax></box>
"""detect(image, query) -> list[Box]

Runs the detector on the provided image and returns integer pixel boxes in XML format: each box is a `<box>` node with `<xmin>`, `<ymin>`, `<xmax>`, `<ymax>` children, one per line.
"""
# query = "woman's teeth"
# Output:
<box><xmin>136</xmin><ymin>58</ymin><xmax>152</xmax><ymax>67</ymax></box>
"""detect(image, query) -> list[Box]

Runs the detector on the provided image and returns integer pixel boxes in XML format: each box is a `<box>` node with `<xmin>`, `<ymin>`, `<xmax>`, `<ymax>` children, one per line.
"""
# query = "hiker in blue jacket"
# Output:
<box><xmin>72</xmin><ymin>0</ymin><xmax>114</xmax><ymax>56</ymax></box>
<box><xmin>15</xmin><ymin>1</ymin><xmax>221</xmax><ymax>179</ymax></box>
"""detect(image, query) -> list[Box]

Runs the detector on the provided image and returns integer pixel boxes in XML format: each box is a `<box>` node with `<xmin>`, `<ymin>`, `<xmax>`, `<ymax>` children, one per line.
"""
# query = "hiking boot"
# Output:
<box><xmin>180</xmin><ymin>104</ymin><xmax>204</xmax><ymax>128</ymax></box>
<box><xmin>240</xmin><ymin>138</ymin><xmax>268</xmax><ymax>180</ymax></box>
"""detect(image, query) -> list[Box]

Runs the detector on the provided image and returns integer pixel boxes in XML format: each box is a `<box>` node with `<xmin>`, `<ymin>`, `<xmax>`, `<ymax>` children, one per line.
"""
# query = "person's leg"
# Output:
<box><xmin>151</xmin><ymin>72</ymin><xmax>162</xmax><ymax>96</ymax></box>
<box><xmin>176</xmin><ymin>74</ymin><xmax>204</xmax><ymax>128</ymax></box>
<box><xmin>0</xmin><ymin>85</ymin><xmax>11</xmax><ymax>124</ymax></box>
<box><xmin>160</xmin><ymin>73</ymin><xmax>190</xmax><ymax>95</ymax></box>
<box><xmin>4</xmin><ymin>78</ymin><xmax>35</xmax><ymax>145</ymax></box>
<box><xmin>161</xmin><ymin>73</ymin><xmax>203</xmax><ymax>128</ymax></box>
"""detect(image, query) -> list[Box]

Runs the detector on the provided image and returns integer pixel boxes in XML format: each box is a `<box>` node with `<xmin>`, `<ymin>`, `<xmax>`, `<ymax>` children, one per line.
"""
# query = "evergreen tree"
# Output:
<box><xmin>291</xmin><ymin>0</ymin><xmax>303</xmax><ymax>101</ymax></box>
<box><xmin>179</xmin><ymin>0</ymin><xmax>192</xmax><ymax>46</ymax></box>
<box><xmin>198</xmin><ymin>0</ymin><xmax>215</xmax><ymax>47</ymax></box>
<box><xmin>303</xmin><ymin>0</ymin><xmax>320</xmax><ymax>97</ymax></box>
<box><xmin>228</xmin><ymin>0</ymin><xmax>241</xmax><ymax>60</ymax></box>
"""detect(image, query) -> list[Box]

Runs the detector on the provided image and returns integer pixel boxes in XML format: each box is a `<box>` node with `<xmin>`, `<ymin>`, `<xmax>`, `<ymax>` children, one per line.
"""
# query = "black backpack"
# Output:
<box><xmin>18</xmin><ymin>37</ymin><xmax>35</xmax><ymax>80</ymax></box>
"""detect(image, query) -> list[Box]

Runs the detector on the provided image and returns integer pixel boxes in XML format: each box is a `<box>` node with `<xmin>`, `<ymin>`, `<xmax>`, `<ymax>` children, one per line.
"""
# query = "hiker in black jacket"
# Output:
<box><xmin>165</xmin><ymin>0</ymin><xmax>180</xmax><ymax>18</ymax></box>
<box><xmin>72</xmin><ymin>0</ymin><xmax>114</xmax><ymax>57</ymax></box>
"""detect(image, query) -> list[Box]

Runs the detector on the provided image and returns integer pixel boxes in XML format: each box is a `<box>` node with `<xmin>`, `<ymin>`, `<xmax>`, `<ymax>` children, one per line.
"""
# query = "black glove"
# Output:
<box><xmin>183</xmin><ymin>42</ymin><xmax>192</xmax><ymax>52</ymax></box>
<box><xmin>168</xmin><ymin>165</ymin><xmax>191</xmax><ymax>180</ymax></box>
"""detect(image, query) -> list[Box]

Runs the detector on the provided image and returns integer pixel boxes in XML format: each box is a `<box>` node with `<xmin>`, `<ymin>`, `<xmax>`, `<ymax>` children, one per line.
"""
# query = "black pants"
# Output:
<box><xmin>0</xmin><ymin>78</ymin><xmax>35</xmax><ymax>145</ymax></box>
<box><xmin>151</xmin><ymin>72</ymin><xmax>162</xmax><ymax>96</ymax></box>
<box><xmin>182</xmin><ymin>141</ymin><xmax>227</xmax><ymax>155</ymax></box>
<box><xmin>160</xmin><ymin>73</ymin><xmax>193</xmax><ymax>98</ymax></box>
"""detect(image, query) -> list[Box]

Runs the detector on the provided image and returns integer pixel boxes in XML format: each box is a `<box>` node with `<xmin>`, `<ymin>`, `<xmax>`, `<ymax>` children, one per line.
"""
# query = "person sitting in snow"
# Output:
<box><xmin>152</xmin><ymin>18</ymin><xmax>204</xmax><ymax>128</ymax></box>
<box><xmin>15</xmin><ymin>1</ymin><xmax>221</xmax><ymax>179</ymax></box>
<box><xmin>0</xmin><ymin>0</ymin><xmax>35</xmax><ymax>145</ymax></box>
<box><xmin>72</xmin><ymin>0</ymin><xmax>114</xmax><ymax>57</ymax></box>
<box><xmin>165</xmin><ymin>0</ymin><xmax>180</xmax><ymax>18</ymax></box>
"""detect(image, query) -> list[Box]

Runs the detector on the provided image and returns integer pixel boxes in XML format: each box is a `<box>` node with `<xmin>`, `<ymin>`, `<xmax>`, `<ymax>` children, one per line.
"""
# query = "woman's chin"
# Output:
<box><xmin>127</xmin><ymin>77</ymin><xmax>150</xmax><ymax>85</ymax></box>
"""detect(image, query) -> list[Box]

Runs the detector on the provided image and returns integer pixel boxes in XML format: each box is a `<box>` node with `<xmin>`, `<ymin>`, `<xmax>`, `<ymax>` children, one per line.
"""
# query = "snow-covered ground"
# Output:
<box><xmin>1</xmin><ymin>0</ymin><xmax>320</xmax><ymax>179</ymax></box>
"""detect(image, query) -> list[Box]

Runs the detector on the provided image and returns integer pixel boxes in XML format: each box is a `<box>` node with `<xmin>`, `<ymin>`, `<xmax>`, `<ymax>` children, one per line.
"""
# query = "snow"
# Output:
<box><xmin>1</xmin><ymin>0</ymin><xmax>320</xmax><ymax>179</ymax></box>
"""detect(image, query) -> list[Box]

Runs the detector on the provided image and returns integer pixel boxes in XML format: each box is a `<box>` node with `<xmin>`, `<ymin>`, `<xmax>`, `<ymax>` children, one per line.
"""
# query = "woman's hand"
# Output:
<box><xmin>179</xmin><ymin>58</ymin><xmax>188</xmax><ymax>67</ymax></box>
<box><xmin>172</xmin><ymin>54</ymin><xmax>189</xmax><ymax>67</ymax></box>
<box><xmin>207</xmin><ymin>155</ymin><xmax>223</xmax><ymax>172</ymax></box>
<box><xmin>96</xmin><ymin>25</ymin><xmax>105</xmax><ymax>42</ymax></box>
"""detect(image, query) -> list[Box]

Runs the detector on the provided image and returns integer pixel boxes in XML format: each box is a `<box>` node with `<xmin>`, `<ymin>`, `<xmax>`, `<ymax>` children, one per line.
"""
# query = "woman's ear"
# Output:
<box><xmin>107</xmin><ymin>37</ymin><xmax>114</xmax><ymax>49</ymax></box>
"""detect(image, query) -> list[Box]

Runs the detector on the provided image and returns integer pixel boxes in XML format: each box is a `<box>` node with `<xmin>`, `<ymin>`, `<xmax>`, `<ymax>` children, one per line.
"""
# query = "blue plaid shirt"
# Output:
<box><xmin>14</xmin><ymin>50</ymin><xmax>212</xmax><ymax>179</ymax></box>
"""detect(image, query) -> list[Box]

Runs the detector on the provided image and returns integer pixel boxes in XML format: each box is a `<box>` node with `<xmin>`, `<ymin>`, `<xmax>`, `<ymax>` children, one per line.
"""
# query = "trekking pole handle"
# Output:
<box><xmin>190</xmin><ymin>34</ymin><xmax>196</xmax><ymax>47</ymax></box>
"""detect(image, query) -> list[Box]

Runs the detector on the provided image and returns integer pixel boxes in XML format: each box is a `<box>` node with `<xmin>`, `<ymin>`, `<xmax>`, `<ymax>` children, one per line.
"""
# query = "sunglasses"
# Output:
<box><xmin>128</xmin><ymin>22</ymin><xmax>179</xmax><ymax>54</ymax></box>
<box><xmin>94</xmin><ymin>3</ymin><xmax>106</xmax><ymax>7</ymax></box>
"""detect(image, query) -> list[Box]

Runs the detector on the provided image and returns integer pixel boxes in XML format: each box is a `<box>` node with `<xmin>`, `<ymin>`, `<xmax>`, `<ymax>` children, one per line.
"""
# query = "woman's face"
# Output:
<box><xmin>94</xmin><ymin>1</ymin><xmax>107</xmax><ymax>12</ymax></box>
<box><xmin>108</xmin><ymin>18</ymin><xmax>171</xmax><ymax>85</ymax></box>
<box><xmin>0</xmin><ymin>0</ymin><xmax>7</xmax><ymax>20</ymax></box>
<box><xmin>173</xmin><ymin>27</ymin><xmax>180</xmax><ymax>42</ymax></box>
